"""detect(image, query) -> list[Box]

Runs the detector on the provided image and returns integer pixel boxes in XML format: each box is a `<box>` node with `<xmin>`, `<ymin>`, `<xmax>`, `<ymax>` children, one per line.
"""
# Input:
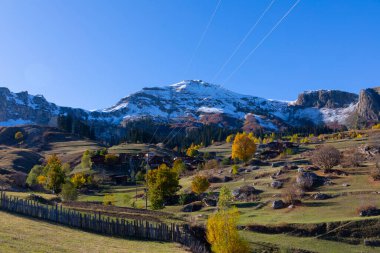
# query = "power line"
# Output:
<box><xmin>212</xmin><ymin>0</ymin><xmax>276</xmax><ymax>82</ymax></box>
<box><xmin>224</xmin><ymin>0</ymin><xmax>301</xmax><ymax>83</ymax></box>
<box><xmin>184</xmin><ymin>0</ymin><xmax>222</xmax><ymax>75</ymax></box>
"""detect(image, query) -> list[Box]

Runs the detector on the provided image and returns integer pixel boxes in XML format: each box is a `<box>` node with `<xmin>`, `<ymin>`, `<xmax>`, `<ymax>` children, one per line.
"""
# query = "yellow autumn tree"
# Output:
<box><xmin>226</xmin><ymin>134</ymin><xmax>235</xmax><ymax>143</ymax></box>
<box><xmin>231</xmin><ymin>132</ymin><xmax>256</xmax><ymax>163</ymax></box>
<box><xmin>206</xmin><ymin>207</ymin><xmax>250</xmax><ymax>253</ymax></box>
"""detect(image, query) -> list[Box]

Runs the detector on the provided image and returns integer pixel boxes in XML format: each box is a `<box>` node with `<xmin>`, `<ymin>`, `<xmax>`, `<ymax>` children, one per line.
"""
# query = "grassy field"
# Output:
<box><xmin>0</xmin><ymin>211</ymin><xmax>187</xmax><ymax>253</ymax></box>
<box><xmin>242</xmin><ymin>231</ymin><xmax>379</xmax><ymax>253</ymax></box>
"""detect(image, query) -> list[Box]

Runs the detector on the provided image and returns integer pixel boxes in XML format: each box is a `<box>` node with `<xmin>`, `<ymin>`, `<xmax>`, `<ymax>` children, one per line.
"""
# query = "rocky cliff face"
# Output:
<box><xmin>294</xmin><ymin>90</ymin><xmax>358</xmax><ymax>109</ymax></box>
<box><xmin>356</xmin><ymin>87</ymin><xmax>380</xmax><ymax>122</ymax></box>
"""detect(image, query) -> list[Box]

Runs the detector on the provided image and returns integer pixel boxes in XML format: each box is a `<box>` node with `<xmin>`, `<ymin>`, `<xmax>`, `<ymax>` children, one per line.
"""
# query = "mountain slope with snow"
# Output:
<box><xmin>0</xmin><ymin>80</ymin><xmax>375</xmax><ymax>141</ymax></box>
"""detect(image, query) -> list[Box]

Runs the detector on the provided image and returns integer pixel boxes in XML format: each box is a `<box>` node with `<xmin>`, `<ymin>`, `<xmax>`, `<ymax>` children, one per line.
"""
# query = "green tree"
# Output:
<box><xmin>81</xmin><ymin>150</ymin><xmax>93</xmax><ymax>169</ymax></box>
<box><xmin>218</xmin><ymin>186</ymin><xmax>232</xmax><ymax>209</ymax></box>
<box><xmin>45</xmin><ymin>154</ymin><xmax>65</xmax><ymax>194</ymax></box>
<box><xmin>26</xmin><ymin>165</ymin><xmax>44</xmax><ymax>187</ymax></box>
<box><xmin>146</xmin><ymin>164</ymin><xmax>180</xmax><ymax>209</ymax></box>
<box><xmin>172</xmin><ymin>159</ymin><xmax>186</xmax><ymax>175</ymax></box>
<box><xmin>61</xmin><ymin>181</ymin><xmax>78</xmax><ymax>201</ymax></box>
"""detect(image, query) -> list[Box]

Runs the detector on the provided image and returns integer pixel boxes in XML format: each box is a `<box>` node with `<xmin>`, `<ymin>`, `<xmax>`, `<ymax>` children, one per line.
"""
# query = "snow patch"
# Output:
<box><xmin>0</xmin><ymin>119</ymin><xmax>34</xmax><ymax>126</ymax></box>
<box><xmin>197</xmin><ymin>107</ymin><xmax>224</xmax><ymax>114</ymax></box>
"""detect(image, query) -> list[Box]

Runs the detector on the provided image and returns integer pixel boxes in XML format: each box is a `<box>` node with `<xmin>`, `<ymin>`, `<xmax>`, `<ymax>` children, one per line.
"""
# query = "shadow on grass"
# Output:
<box><xmin>302</xmin><ymin>201</ymin><xmax>336</xmax><ymax>207</ymax></box>
<box><xmin>234</xmin><ymin>202</ymin><xmax>261</xmax><ymax>208</ymax></box>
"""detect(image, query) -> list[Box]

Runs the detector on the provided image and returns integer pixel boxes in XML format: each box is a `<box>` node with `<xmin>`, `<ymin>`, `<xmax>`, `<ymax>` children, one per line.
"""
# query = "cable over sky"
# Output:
<box><xmin>224</xmin><ymin>0</ymin><xmax>302</xmax><ymax>83</ymax></box>
<box><xmin>212</xmin><ymin>0</ymin><xmax>276</xmax><ymax>82</ymax></box>
<box><xmin>184</xmin><ymin>0</ymin><xmax>222</xmax><ymax>75</ymax></box>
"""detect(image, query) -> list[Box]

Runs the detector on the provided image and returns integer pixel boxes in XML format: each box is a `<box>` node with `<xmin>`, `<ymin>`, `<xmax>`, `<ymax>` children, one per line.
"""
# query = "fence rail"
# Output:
<box><xmin>0</xmin><ymin>192</ymin><xmax>208</xmax><ymax>253</ymax></box>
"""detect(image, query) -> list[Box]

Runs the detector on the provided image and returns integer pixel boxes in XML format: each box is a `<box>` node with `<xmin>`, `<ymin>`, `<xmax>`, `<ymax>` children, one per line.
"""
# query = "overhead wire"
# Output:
<box><xmin>211</xmin><ymin>0</ymin><xmax>276</xmax><ymax>82</ymax></box>
<box><xmin>184</xmin><ymin>0</ymin><xmax>222</xmax><ymax>75</ymax></box>
<box><xmin>224</xmin><ymin>0</ymin><xmax>302</xmax><ymax>83</ymax></box>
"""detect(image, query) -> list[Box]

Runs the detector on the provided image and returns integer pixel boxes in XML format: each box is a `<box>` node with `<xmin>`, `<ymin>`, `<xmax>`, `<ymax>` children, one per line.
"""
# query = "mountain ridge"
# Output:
<box><xmin>0</xmin><ymin>80</ymin><xmax>378</xmax><ymax>142</ymax></box>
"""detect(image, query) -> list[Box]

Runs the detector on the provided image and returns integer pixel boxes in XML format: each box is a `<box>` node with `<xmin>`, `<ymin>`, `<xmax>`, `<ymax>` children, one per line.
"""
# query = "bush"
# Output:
<box><xmin>105</xmin><ymin>154</ymin><xmax>119</xmax><ymax>166</ymax></box>
<box><xmin>204</xmin><ymin>159</ymin><xmax>220</xmax><ymax>171</ymax></box>
<box><xmin>343</xmin><ymin>149</ymin><xmax>364</xmax><ymax>167</ymax></box>
<box><xmin>221</xmin><ymin>157</ymin><xmax>231</xmax><ymax>166</ymax></box>
<box><xmin>372</xmin><ymin>123</ymin><xmax>380</xmax><ymax>130</ymax></box>
<box><xmin>172</xmin><ymin>159</ymin><xmax>186</xmax><ymax>175</ymax></box>
<box><xmin>14</xmin><ymin>131</ymin><xmax>23</xmax><ymax>141</ymax></box>
<box><xmin>103</xmin><ymin>194</ymin><xmax>116</xmax><ymax>206</ymax></box>
<box><xmin>61</xmin><ymin>182</ymin><xmax>78</xmax><ymax>201</ymax></box>
<box><xmin>311</xmin><ymin>145</ymin><xmax>341</xmax><ymax>169</ymax></box>
<box><xmin>231</xmin><ymin>165</ymin><xmax>239</xmax><ymax>175</ymax></box>
<box><xmin>71</xmin><ymin>172</ymin><xmax>87</xmax><ymax>188</ymax></box>
<box><xmin>282</xmin><ymin>185</ymin><xmax>302</xmax><ymax>205</ymax></box>
<box><xmin>191</xmin><ymin>175</ymin><xmax>210</xmax><ymax>195</ymax></box>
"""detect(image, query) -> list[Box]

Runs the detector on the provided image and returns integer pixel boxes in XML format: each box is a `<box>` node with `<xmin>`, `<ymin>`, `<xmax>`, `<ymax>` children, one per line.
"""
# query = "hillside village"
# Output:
<box><xmin>0</xmin><ymin>122</ymin><xmax>380</xmax><ymax>252</ymax></box>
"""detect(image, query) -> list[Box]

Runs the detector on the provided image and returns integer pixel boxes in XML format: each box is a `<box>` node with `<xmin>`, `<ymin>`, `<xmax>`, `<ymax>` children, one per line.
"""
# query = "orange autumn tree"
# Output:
<box><xmin>231</xmin><ymin>132</ymin><xmax>256</xmax><ymax>163</ymax></box>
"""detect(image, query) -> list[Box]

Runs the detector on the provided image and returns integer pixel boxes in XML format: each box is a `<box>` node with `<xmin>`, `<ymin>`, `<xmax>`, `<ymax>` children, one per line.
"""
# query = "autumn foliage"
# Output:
<box><xmin>231</xmin><ymin>132</ymin><xmax>256</xmax><ymax>163</ymax></box>
<box><xmin>191</xmin><ymin>175</ymin><xmax>210</xmax><ymax>195</ymax></box>
<box><xmin>206</xmin><ymin>207</ymin><xmax>250</xmax><ymax>253</ymax></box>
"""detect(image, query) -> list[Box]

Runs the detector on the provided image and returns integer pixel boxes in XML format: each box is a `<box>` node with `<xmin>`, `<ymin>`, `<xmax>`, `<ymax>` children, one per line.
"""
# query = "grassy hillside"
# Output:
<box><xmin>0</xmin><ymin>211</ymin><xmax>188</xmax><ymax>253</ymax></box>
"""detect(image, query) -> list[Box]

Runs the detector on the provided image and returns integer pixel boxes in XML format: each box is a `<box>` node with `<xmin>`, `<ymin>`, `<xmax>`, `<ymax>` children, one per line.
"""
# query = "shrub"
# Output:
<box><xmin>191</xmin><ymin>175</ymin><xmax>210</xmax><ymax>195</ymax></box>
<box><xmin>372</xmin><ymin>123</ymin><xmax>380</xmax><ymax>130</ymax></box>
<box><xmin>71</xmin><ymin>172</ymin><xmax>87</xmax><ymax>188</ymax></box>
<box><xmin>206</xmin><ymin>208</ymin><xmax>250</xmax><ymax>253</ymax></box>
<box><xmin>218</xmin><ymin>186</ymin><xmax>232</xmax><ymax>209</ymax></box>
<box><xmin>172</xmin><ymin>159</ymin><xmax>186</xmax><ymax>175</ymax></box>
<box><xmin>61</xmin><ymin>182</ymin><xmax>78</xmax><ymax>202</ymax></box>
<box><xmin>343</xmin><ymin>149</ymin><xmax>364</xmax><ymax>167</ymax></box>
<box><xmin>204</xmin><ymin>159</ymin><xmax>220</xmax><ymax>171</ymax></box>
<box><xmin>135</xmin><ymin>171</ymin><xmax>145</xmax><ymax>181</ymax></box>
<box><xmin>103</xmin><ymin>194</ymin><xmax>116</xmax><ymax>206</ymax></box>
<box><xmin>105</xmin><ymin>154</ymin><xmax>119</xmax><ymax>166</ymax></box>
<box><xmin>231</xmin><ymin>165</ymin><xmax>239</xmax><ymax>175</ymax></box>
<box><xmin>282</xmin><ymin>185</ymin><xmax>302</xmax><ymax>205</ymax></box>
<box><xmin>14</xmin><ymin>131</ymin><xmax>23</xmax><ymax>141</ymax></box>
<box><xmin>221</xmin><ymin>157</ymin><xmax>231</xmax><ymax>166</ymax></box>
<box><xmin>311</xmin><ymin>145</ymin><xmax>341</xmax><ymax>169</ymax></box>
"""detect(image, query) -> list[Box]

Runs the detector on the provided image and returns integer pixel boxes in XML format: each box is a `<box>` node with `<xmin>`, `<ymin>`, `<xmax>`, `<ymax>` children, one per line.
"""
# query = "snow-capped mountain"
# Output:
<box><xmin>0</xmin><ymin>80</ymin><xmax>378</xmax><ymax>141</ymax></box>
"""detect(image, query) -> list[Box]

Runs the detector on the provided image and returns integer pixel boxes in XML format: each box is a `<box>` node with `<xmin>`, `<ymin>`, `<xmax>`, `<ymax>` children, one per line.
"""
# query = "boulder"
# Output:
<box><xmin>313</xmin><ymin>193</ymin><xmax>331</xmax><ymax>200</ymax></box>
<box><xmin>271</xmin><ymin>181</ymin><xmax>283</xmax><ymax>189</ymax></box>
<box><xmin>222</xmin><ymin>176</ymin><xmax>233</xmax><ymax>182</ymax></box>
<box><xmin>296</xmin><ymin>172</ymin><xmax>325</xmax><ymax>187</ymax></box>
<box><xmin>272</xmin><ymin>200</ymin><xmax>284</xmax><ymax>209</ymax></box>
<box><xmin>207</xmin><ymin>176</ymin><xmax>222</xmax><ymax>183</ymax></box>
<box><xmin>359</xmin><ymin>208</ymin><xmax>380</xmax><ymax>217</ymax></box>
<box><xmin>202</xmin><ymin>198</ymin><xmax>217</xmax><ymax>207</ymax></box>
<box><xmin>181</xmin><ymin>201</ymin><xmax>203</xmax><ymax>212</ymax></box>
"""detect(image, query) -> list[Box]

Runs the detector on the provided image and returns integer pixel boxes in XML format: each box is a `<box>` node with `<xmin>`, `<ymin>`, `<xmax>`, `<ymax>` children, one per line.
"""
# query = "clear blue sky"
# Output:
<box><xmin>0</xmin><ymin>0</ymin><xmax>379</xmax><ymax>110</ymax></box>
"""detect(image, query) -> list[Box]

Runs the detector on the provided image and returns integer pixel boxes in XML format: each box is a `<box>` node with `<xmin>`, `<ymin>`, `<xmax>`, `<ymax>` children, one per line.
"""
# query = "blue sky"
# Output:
<box><xmin>0</xmin><ymin>0</ymin><xmax>379</xmax><ymax>110</ymax></box>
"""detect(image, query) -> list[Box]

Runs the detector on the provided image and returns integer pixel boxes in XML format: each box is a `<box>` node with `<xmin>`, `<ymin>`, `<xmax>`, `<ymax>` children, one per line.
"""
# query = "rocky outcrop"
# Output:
<box><xmin>356</xmin><ymin>87</ymin><xmax>380</xmax><ymax>122</ymax></box>
<box><xmin>295</xmin><ymin>90</ymin><xmax>358</xmax><ymax>109</ymax></box>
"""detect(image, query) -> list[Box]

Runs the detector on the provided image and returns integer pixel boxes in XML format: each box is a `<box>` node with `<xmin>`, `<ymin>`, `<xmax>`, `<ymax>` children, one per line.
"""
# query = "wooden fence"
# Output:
<box><xmin>0</xmin><ymin>192</ymin><xmax>209</xmax><ymax>253</ymax></box>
